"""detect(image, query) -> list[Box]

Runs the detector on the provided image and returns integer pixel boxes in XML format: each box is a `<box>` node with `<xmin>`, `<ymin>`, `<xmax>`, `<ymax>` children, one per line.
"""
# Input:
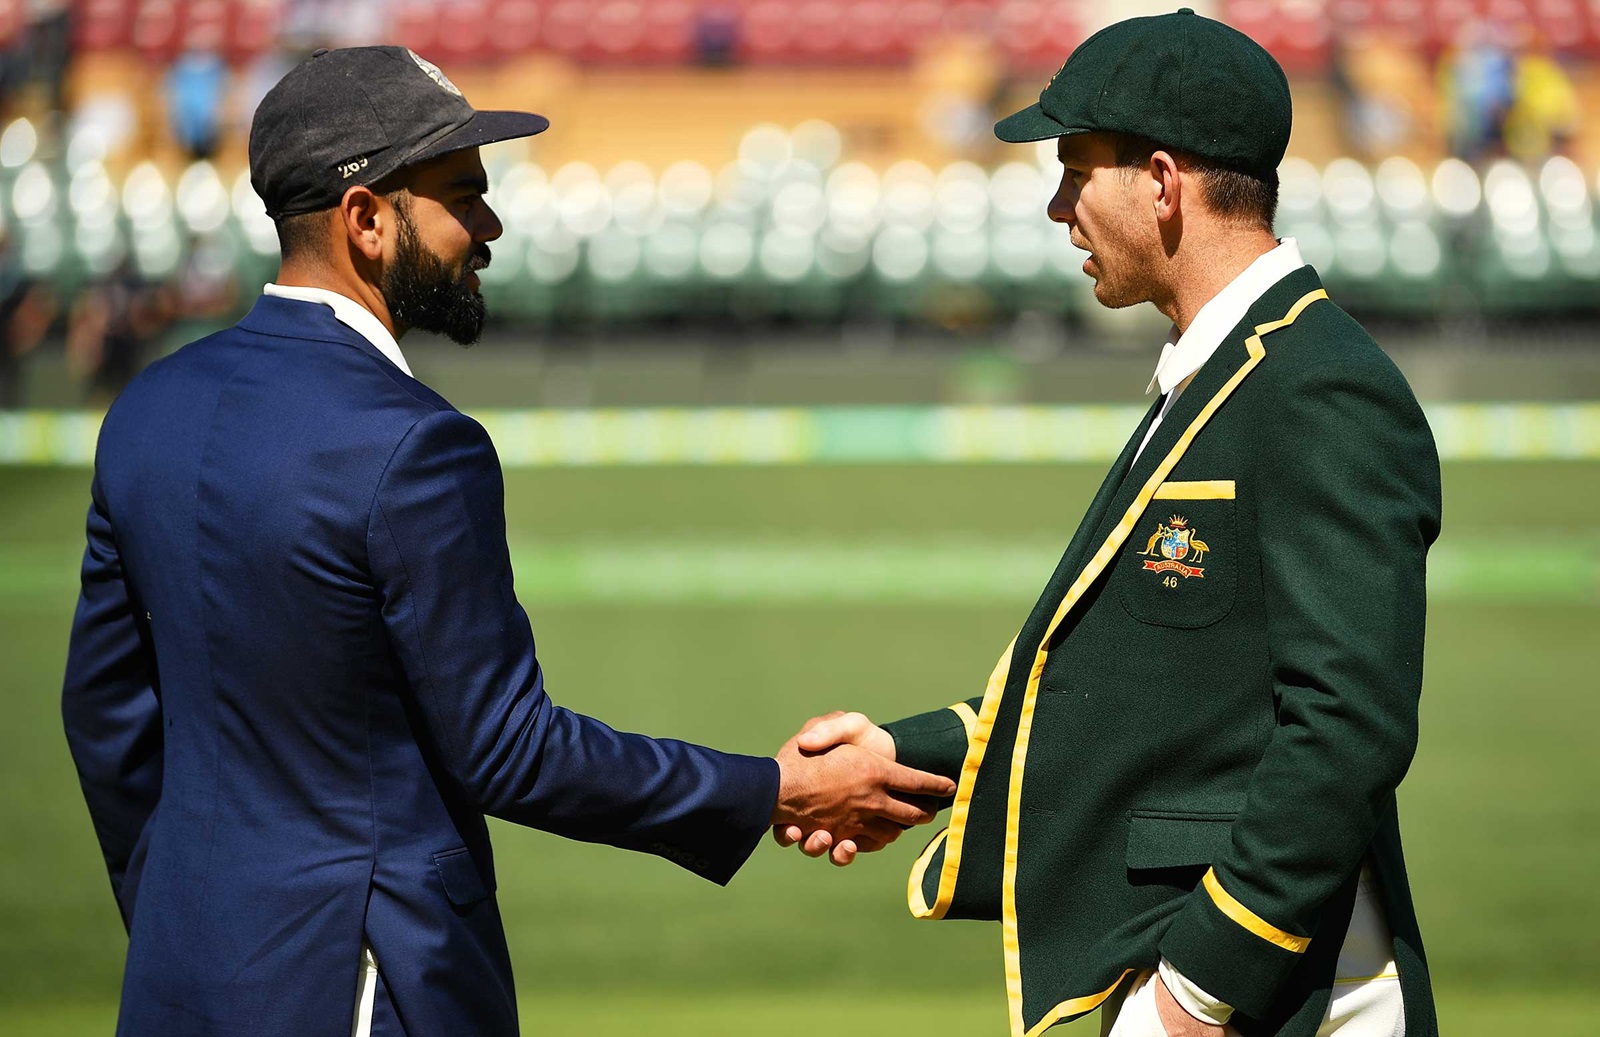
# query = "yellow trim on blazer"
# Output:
<box><xmin>1022</xmin><ymin>969</ymin><xmax>1136</xmax><ymax>1037</ymax></box>
<box><xmin>1152</xmin><ymin>479</ymin><xmax>1236</xmax><ymax>500</ymax></box>
<box><xmin>1202</xmin><ymin>868</ymin><xmax>1311</xmax><ymax>953</ymax></box>
<box><xmin>907</xmin><ymin>828</ymin><xmax>948</xmax><ymax>917</ymax></box>
<box><xmin>903</xmin><ymin>288</ymin><xmax>1327</xmax><ymax>1037</ymax></box>
<box><xmin>949</xmin><ymin>701</ymin><xmax>978</xmax><ymax>739</ymax></box>
<box><xmin>908</xmin><ymin>637</ymin><xmax>1016</xmax><ymax>921</ymax></box>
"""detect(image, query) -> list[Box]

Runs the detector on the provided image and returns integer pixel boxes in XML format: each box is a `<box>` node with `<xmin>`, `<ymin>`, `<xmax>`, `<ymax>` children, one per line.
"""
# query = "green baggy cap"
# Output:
<box><xmin>995</xmin><ymin>7</ymin><xmax>1292</xmax><ymax>176</ymax></box>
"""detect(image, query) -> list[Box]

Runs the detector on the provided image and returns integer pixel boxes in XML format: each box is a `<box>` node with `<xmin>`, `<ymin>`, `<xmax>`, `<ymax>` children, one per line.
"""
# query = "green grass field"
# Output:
<box><xmin>2</xmin><ymin>461</ymin><xmax>1596</xmax><ymax>1035</ymax></box>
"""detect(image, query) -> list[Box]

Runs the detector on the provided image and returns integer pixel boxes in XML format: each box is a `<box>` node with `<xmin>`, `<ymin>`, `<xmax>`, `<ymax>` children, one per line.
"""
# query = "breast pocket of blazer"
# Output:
<box><xmin>1119</xmin><ymin>480</ymin><xmax>1237</xmax><ymax>629</ymax></box>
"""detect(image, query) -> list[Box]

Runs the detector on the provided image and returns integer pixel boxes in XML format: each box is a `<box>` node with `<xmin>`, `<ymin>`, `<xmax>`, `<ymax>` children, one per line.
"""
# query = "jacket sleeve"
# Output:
<box><xmin>883</xmin><ymin>695</ymin><xmax>982</xmax><ymax>782</ymax></box>
<box><xmin>368</xmin><ymin>409</ymin><xmax>778</xmax><ymax>885</ymax></box>
<box><xmin>61</xmin><ymin>473</ymin><xmax>164</xmax><ymax>931</ymax></box>
<box><xmin>1158</xmin><ymin>359</ymin><xmax>1442</xmax><ymax>1017</ymax></box>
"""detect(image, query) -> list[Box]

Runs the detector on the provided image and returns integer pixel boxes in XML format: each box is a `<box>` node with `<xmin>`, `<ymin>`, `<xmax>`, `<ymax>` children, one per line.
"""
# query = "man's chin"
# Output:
<box><xmin>1091</xmin><ymin>282</ymin><xmax>1132</xmax><ymax>309</ymax></box>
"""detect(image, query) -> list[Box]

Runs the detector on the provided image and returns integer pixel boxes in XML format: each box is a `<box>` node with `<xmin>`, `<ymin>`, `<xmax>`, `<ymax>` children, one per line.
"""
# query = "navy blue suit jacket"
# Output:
<box><xmin>62</xmin><ymin>294</ymin><xmax>780</xmax><ymax>1036</ymax></box>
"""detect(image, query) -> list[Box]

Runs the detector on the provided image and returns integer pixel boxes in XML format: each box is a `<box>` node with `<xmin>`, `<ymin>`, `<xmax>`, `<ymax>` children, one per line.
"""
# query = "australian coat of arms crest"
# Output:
<box><xmin>1137</xmin><ymin>515</ymin><xmax>1210</xmax><ymax>579</ymax></box>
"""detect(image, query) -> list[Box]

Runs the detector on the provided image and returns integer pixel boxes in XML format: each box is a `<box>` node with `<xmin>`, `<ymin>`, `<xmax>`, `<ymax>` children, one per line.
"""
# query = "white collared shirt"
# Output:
<box><xmin>262</xmin><ymin>283</ymin><xmax>413</xmax><ymax>378</ymax></box>
<box><xmin>1130</xmin><ymin>238</ymin><xmax>1305</xmax><ymax>467</ymax></box>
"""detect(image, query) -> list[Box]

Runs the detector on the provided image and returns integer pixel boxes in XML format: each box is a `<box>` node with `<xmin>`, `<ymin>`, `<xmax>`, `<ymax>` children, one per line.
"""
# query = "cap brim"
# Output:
<box><xmin>994</xmin><ymin>102</ymin><xmax>1090</xmax><ymax>144</ymax></box>
<box><xmin>408</xmin><ymin>110</ymin><xmax>550</xmax><ymax>165</ymax></box>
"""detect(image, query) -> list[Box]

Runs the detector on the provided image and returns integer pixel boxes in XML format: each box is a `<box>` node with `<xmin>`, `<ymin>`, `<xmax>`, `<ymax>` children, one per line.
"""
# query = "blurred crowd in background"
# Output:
<box><xmin>0</xmin><ymin>0</ymin><xmax>1596</xmax><ymax>408</ymax></box>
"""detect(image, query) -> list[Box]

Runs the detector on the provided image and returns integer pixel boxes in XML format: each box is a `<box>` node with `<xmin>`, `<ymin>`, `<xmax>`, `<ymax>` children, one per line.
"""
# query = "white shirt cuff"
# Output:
<box><xmin>1158</xmin><ymin>957</ymin><xmax>1234</xmax><ymax>1026</ymax></box>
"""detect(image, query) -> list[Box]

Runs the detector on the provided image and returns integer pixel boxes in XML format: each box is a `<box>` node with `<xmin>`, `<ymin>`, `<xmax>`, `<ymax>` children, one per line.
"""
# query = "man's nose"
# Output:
<box><xmin>477</xmin><ymin>203</ymin><xmax>504</xmax><ymax>243</ymax></box>
<box><xmin>1046</xmin><ymin>184</ymin><xmax>1075</xmax><ymax>225</ymax></box>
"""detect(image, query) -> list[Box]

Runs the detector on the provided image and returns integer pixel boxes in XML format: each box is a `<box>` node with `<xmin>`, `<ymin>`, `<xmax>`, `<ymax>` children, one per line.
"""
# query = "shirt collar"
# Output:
<box><xmin>262</xmin><ymin>283</ymin><xmax>413</xmax><ymax>378</ymax></box>
<box><xmin>1146</xmin><ymin>238</ymin><xmax>1305</xmax><ymax>397</ymax></box>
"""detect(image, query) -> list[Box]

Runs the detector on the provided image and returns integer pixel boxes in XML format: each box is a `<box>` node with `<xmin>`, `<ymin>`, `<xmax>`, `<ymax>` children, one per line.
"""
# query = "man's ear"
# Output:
<box><xmin>1149</xmin><ymin>150</ymin><xmax>1183</xmax><ymax>224</ymax></box>
<box><xmin>339</xmin><ymin>185</ymin><xmax>386</xmax><ymax>262</ymax></box>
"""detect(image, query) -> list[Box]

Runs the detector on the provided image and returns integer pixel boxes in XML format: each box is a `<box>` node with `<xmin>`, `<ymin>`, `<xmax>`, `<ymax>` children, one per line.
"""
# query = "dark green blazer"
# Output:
<box><xmin>884</xmin><ymin>267</ymin><xmax>1441</xmax><ymax>1037</ymax></box>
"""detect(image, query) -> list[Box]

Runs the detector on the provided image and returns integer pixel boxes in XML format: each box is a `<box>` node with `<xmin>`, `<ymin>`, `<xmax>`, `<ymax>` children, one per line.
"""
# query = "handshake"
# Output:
<box><xmin>768</xmin><ymin>712</ymin><xmax>956</xmax><ymax>867</ymax></box>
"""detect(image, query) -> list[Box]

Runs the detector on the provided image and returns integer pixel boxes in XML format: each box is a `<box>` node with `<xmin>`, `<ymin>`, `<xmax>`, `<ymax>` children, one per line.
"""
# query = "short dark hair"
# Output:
<box><xmin>1111</xmin><ymin>133</ymin><xmax>1278</xmax><ymax>230</ymax></box>
<box><xmin>273</xmin><ymin>209</ymin><xmax>327</xmax><ymax>262</ymax></box>
<box><xmin>272</xmin><ymin>185</ymin><xmax>413</xmax><ymax>262</ymax></box>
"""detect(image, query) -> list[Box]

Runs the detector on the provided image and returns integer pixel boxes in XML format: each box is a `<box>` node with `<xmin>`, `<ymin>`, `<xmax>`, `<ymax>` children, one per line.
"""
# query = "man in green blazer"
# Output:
<box><xmin>780</xmin><ymin>10</ymin><xmax>1441</xmax><ymax>1037</ymax></box>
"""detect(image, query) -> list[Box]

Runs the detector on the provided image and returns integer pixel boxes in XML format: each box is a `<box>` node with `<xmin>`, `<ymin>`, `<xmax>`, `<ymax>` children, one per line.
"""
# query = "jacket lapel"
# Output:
<box><xmin>1041</xmin><ymin>395</ymin><xmax>1163</xmax><ymax>602</ymax></box>
<box><xmin>1085</xmin><ymin>266</ymin><xmax>1324</xmax><ymax>551</ymax></box>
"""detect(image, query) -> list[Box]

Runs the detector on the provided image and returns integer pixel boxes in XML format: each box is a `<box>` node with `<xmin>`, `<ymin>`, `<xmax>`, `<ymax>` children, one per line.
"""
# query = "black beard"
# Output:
<box><xmin>382</xmin><ymin>207</ymin><xmax>490</xmax><ymax>346</ymax></box>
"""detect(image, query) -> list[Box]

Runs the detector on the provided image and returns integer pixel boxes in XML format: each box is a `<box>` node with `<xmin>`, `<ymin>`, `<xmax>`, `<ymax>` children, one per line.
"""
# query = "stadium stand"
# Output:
<box><xmin>0</xmin><ymin>1</ymin><xmax>1584</xmax><ymax>331</ymax></box>
<box><xmin>56</xmin><ymin>1</ymin><xmax>1600</xmax><ymax>68</ymax></box>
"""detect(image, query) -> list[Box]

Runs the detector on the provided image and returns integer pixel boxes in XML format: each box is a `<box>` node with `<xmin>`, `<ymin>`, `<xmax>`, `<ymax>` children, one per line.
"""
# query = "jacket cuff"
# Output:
<box><xmin>663</xmin><ymin>753</ymin><xmax>780</xmax><ymax>887</ymax></box>
<box><xmin>882</xmin><ymin>704</ymin><xmax>973</xmax><ymax>781</ymax></box>
<box><xmin>1158</xmin><ymin>868</ymin><xmax>1309</xmax><ymax>1018</ymax></box>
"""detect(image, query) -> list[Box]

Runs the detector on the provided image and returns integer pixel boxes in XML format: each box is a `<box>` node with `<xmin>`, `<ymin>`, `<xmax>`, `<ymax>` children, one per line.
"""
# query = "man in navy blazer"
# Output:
<box><xmin>61</xmin><ymin>47</ymin><xmax>954</xmax><ymax>1037</ymax></box>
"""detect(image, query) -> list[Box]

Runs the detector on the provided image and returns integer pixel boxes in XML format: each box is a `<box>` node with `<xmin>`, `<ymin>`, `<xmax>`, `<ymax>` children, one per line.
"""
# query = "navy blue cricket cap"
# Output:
<box><xmin>995</xmin><ymin>8</ymin><xmax>1291</xmax><ymax>176</ymax></box>
<box><xmin>249</xmin><ymin>46</ymin><xmax>550</xmax><ymax>219</ymax></box>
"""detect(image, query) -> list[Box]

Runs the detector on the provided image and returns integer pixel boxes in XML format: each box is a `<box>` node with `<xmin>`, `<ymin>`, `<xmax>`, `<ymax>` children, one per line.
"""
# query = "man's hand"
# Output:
<box><xmin>770</xmin><ymin>714</ymin><xmax>953</xmax><ymax>867</ymax></box>
<box><xmin>771</xmin><ymin>711</ymin><xmax>934</xmax><ymax>865</ymax></box>
<box><xmin>1154</xmin><ymin>975</ymin><xmax>1227</xmax><ymax>1037</ymax></box>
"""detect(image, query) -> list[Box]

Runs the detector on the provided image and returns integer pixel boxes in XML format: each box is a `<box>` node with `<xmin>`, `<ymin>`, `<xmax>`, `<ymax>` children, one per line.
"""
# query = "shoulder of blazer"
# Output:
<box><xmin>1244</xmin><ymin>288</ymin><xmax>1420</xmax><ymax>401</ymax></box>
<box><xmin>1250</xmin><ymin>290</ymin><xmax>1377</xmax><ymax>368</ymax></box>
<box><xmin>234</xmin><ymin>295</ymin><xmax>457</xmax><ymax>415</ymax></box>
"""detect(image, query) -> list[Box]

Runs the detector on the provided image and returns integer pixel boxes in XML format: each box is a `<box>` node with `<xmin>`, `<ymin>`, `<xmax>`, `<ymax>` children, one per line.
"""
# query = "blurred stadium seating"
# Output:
<box><xmin>3</xmin><ymin>116</ymin><xmax>1597</xmax><ymax>323</ymax></box>
<box><xmin>0</xmin><ymin>0</ymin><xmax>1594</xmax><ymax>409</ymax></box>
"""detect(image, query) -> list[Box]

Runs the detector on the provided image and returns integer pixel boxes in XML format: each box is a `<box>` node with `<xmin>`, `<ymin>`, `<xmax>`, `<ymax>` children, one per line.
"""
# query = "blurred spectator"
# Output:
<box><xmin>165</xmin><ymin>42</ymin><xmax>229</xmax><ymax>160</ymax></box>
<box><xmin>1330</xmin><ymin>30</ymin><xmax>1430</xmax><ymax>160</ymax></box>
<box><xmin>1439</xmin><ymin>23</ymin><xmax>1516</xmax><ymax>162</ymax></box>
<box><xmin>67</xmin><ymin>261</ymin><xmax>168</xmax><ymax>406</ymax></box>
<box><xmin>163</xmin><ymin>233</ymin><xmax>240</xmax><ymax>341</ymax></box>
<box><xmin>915</xmin><ymin>34</ymin><xmax>1004</xmax><ymax>157</ymax></box>
<box><xmin>28</xmin><ymin>0</ymin><xmax>72</xmax><ymax>120</ymax></box>
<box><xmin>694</xmin><ymin>6</ymin><xmax>738</xmax><ymax>66</ymax></box>
<box><xmin>1503</xmin><ymin>30</ymin><xmax>1580</xmax><ymax>163</ymax></box>
<box><xmin>0</xmin><ymin>230</ymin><xmax>53</xmax><ymax>410</ymax></box>
<box><xmin>0</xmin><ymin>1</ymin><xmax>70</xmax><ymax>116</ymax></box>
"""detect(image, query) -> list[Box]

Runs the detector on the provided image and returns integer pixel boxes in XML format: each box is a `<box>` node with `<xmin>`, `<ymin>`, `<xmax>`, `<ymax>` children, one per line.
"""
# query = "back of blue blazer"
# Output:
<box><xmin>62</xmin><ymin>295</ymin><xmax>779</xmax><ymax>1037</ymax></box>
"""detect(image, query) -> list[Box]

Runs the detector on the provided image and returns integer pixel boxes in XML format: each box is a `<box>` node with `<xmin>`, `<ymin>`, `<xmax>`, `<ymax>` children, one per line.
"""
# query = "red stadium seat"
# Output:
<box><xmin>0</xmin><ymin>0</ymin><xmax>25</xmax><ymax>50</ymax></box>
<box><xmin>1275</xmin><ymin>1</ymin><xmax>1332</xmax><ymax>72</ymax></box>
<box><xmin>998</xmin><ymin>1</ymin><xmax>1085</xmax><ymax>73</ymax></box>
<box><xmin>888</xmin><ymin>1</ymin><xmax>950</xmax><ymax>62</ymax></box>
<box><xmin>586</xmin><ymin>1</ymin><xmax>650</xmax><ymax>62</ymax></box>
<box><xmin>793</xmin><ymin>1</ymin><xmax>851</xmax><ymax>62</ymax></box>
<box><xmin>492</xmin><ymin>0</ymin><xmax>543</xmax><ymax>58</ymax></box>
<box><xmin>74</xmin><ymin>0</ymin><xmax>134</xmax><ymax>51</ymax></box>
<box><xmin>183</xmin><ymin>0</ymin><xmax>226</xmax><ymax>51</ymax></box>
<box><xmin>739</xmin><ymin>1</ymin><xmax>798</xmax><ymax>63</ymax></box>
<box><xmin>1222</xmin><ymin>0</ymin><xmax>1332</xmax><ymax>72</ymax></box>
<box><xmin>541</xmin><ymin>0</ymin><xmax>589</xmax><ymax>57</ymax></box>
<box><xmin>1530</xmin><ymin>0</ymin><xmax>1586</xmax><ymax>51</ymax></box>
<box><xmin>131</xmin><ymin>0</ymin><xmax>183</xmax><ymax>62</ymax></box>
<box><xmin>840</xmin><ymin>0</ymin><xmax>899</xmax><ymax>63</ymax></box>
<box><xmin>1583</xmin><ymin>0</ymin><xmax>1600</xmax><ymax>54</ymax></box>
<box><xmin>1423</xmin><ymin>0</ymin><xmax>1481</xmax><ymax>53</ymax></box>
<box><xmin>224</xmin><ymin>0</ymin><xmax>278</xmax><ymax>64</ymax></box>
<box><xmin>393</xmin><ymin>0</ymin><xmax>440</xmax><ymax>55</ymax></box>
<box><xmin>640</xmin><ymin>1</ymin><xmax>696</xmax><ymax>63</ymax></box>
<box><xmin>434</xmin><ymin>0</ymin><xmax>494</xmax><ymax>63</ymax></box>
<box><xmin>1221</xmin><ymin>1</ymin><xmax>1280</xmax><ymax>59</ymax></box>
